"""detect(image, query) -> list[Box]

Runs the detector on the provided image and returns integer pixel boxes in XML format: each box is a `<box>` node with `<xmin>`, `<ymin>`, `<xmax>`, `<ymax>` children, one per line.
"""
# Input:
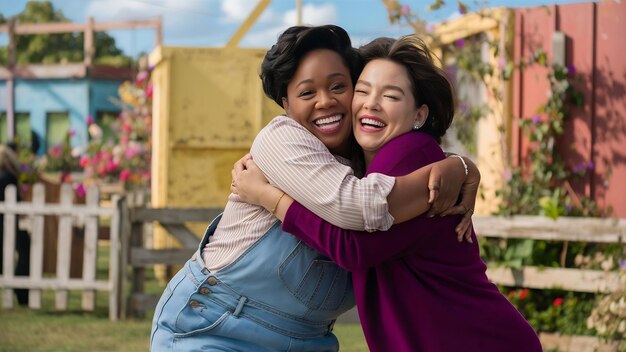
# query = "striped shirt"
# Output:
<box><xmin>203</xmin><ymin>115</ymin><xmax>396</xmax><ymax>271</ymax></box>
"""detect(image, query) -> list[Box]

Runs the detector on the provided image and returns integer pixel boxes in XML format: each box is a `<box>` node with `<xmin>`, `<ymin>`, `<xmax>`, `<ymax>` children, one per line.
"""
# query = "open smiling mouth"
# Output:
<box><xmin>360</xmin><ymin>117</ymin><xmax>386</xmax><ymax>130</ymax></box>
<box><xmin>313</xmin><ymin>114</ymin><xmax>343</xmax><ymax>132</ymax></box>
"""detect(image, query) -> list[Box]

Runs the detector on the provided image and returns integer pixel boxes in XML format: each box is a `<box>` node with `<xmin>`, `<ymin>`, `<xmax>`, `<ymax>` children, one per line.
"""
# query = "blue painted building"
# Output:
<box><xmin>0</xmin><ymin>76</ymin><xmax>126</xmax><ymax>155</ymax></box>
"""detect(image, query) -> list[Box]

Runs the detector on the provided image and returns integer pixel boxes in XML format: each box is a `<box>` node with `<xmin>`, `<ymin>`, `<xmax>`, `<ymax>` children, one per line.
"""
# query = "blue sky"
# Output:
<box><xmin>1</xmin><ymin>0</ymin><xmax>589</xmax><ymax>58</ymax></box>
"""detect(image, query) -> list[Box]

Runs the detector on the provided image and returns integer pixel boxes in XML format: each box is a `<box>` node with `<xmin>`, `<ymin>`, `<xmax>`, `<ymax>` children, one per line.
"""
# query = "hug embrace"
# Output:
<box><xmin>151</xmin><ymin>24</ymin><xmax>542</xmax><ymax>352</ymax></box>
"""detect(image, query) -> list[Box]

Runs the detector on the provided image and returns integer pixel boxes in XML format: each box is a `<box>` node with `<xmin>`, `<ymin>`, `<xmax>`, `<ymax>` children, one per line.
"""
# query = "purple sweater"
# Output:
<box><xmin>283</xmin><ymin>131</ymin><xmax>542</xmax><ymax>352</ymax></box>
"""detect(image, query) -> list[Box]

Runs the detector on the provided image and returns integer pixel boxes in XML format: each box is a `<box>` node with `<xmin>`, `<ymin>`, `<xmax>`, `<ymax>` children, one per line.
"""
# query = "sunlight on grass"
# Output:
<box><xmin>0</xmin><ymin>244</ymin><xmax>368</xmax><ymax>351</ymax></box>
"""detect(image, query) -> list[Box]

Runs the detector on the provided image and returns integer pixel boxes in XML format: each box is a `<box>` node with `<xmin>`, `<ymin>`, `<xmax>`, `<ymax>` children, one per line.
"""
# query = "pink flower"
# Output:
<box><xmin>531</xmin><ymin>115</ymin><xmax>541</xmax><ymax>124</ymax></box>
<box><xmin>120</xmin><ymin>169</ymin><xmax>131</xmax><ymax>182</ymax></box>
<box><xmin>87</xmin><ymin>115</ymin><xmax>94</xmax><ymax>126</ymax></box>
<box><xmin>79</xmin><ymin>155</ymin><xmax>91</xmax><ymax>167</ymax></box>
<box><xmin>60</xmin><ymin>172</ymin><xmax>72</xmax><ymax>183</ymax></box>
<box><xmin>68</xmin><ymin>129</ymin><xmax>76</xmax><ymax>137</ymax></box>
<box><xmin>498</xmin><ymin>57</ymin><xmax>507</xmax><ymax>69</ymax></box>
<box><xmin>455</xmin><ymin>38</ymin><xmax>465</xmax><ymax>49</ymax></box>
<box><xmin>145</xmin><ymin>82</ymin><xmax>153</xmax><ymax>99</ymax></box>
<box><xmin>553</xmin><ymin>297</ymin><xmax>563</xmax><ymax>307</ymax></box>
<box><xmin>106</xmin><ymin>160</ymin><xmax>118</xmax><ymax>173</ymax></box>
<box><xmin>400</xmin><ymin>4</ymin><xmax>410</xmax><ymax>16</ymax></box>
<box><xmin>49</xmin><ymin>145</ymin><xmax>63</xmax><ymax>158</ymax></box>
<box><xmin>122</xmin><ymin>123</ymin><xmax>133</xmax><ymax>134</ymax></box>
<box><xmin>136</xmin><ymin>71</ymin><xmax>149</xmax><ymax>85</ymax></box>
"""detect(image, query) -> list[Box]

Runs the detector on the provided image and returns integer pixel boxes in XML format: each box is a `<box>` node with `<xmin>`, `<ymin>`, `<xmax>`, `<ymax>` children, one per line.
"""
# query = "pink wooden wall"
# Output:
<box><xmin>513</xmin><ymin>1</ymin><xmax>626</xmax><ymax>217</ymax></box>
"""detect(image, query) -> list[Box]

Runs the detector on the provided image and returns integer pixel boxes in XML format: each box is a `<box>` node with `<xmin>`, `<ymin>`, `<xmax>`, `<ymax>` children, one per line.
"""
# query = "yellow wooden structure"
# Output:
<box><xmin>148</xmin><ymin>0</ymin><xmax>283</xmax><ymax>280</ymax></box>
<box><xmin>432</xmin><ymin>8</ymin><xmax>515</xmax><ymax>215</ymax></box>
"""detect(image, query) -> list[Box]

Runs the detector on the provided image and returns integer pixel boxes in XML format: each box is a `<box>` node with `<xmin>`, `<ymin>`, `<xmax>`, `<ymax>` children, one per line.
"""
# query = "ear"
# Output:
<box><xmin>414</xmin><ymin>104</ymin><xmax>429</xmax><ymax>127</ymax></box>
<box><xmin>282</xmin><ymin>97</ymin><xmax>290</xmax><ymax>114</ymax></box>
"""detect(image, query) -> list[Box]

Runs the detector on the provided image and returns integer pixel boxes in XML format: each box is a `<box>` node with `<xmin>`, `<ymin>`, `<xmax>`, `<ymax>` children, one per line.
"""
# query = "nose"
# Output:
<box><xmin>315</xmin><ymin>91</ymin><xmax>336</xmax><ymax>109</ymax></box>
<box><xmin>363</xmin><ymin>94</ymin><xmax>380</xmax><ymax>111</ymax></box>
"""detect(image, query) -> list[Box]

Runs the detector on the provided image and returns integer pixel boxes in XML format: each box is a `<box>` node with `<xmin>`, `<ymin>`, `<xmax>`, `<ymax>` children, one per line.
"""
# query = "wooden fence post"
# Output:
<box><xmin>55</xmin><ymin>184</ymin><xmax>73</xmax><ymax>310</ymax></box>
<box><xmin>29</xmin><ymin>183</ymin><xmax>46</xmax><ymax>309</ymax></box>
<box><xmin>2</xmin><ymin>185</ymin><xmax>17</xmax><ymax>308</ymax></box>
<box><xmin>109</xmin><ymin>194</ymin><xmax>122</xmax><ymax>321</ymax></box>
<box><xmin>81</xmin><ymin>185</ymin><xmax>100</xmax><ymax>311</ymax></box>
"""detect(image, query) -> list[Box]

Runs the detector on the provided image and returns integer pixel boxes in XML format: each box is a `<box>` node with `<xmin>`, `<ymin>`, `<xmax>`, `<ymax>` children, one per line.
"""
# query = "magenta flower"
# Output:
<box><xmin>74</xmin><ymin>183</ymin><xmax>86</xmax><ymax>198</ymax></box>
<box><xmin>87</xmin><ymin>115</ymin><xmax>94</xmax><ymax>126</ymax></box>
<box><xmin>567</xmin><ymin>64</ymin><xmax>576</xmax><ymax>75</ymax></box>
<box><xmin>531</xmin><ymin>115</ymin><xmax>541</xmax><ymax>124</ymax></box>
<box><xmin>120</xmin><ymin>169</ymin><xmax>131</xmax><ymax>182</ymax></box>
<box><xmin>145</xmin><ymin>82</ymin><xmax>153</xmax><ymax>99</ymax></box>
<box><xmin>455</xmin><ymin>38</ymin><xmax>465</xmax><ymax>49</ymax></box>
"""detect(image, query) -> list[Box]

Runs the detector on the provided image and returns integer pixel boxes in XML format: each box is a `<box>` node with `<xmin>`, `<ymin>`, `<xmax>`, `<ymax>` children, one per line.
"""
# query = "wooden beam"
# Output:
<box><xmin>474</xmin><ymin>215</ymin><xmax>626</xmax><ymax>243</ymax></box>
<box><xmin>130</xmin><ymin>248</ymin><xmax>196</xmax><ymax>266</ymax></box>
<box><xmin>131</xmin><ymin>208</ymin><xmax>222</xmax><ymax>223</ymax></box>
<box><xmin>226</xmin><ymin>0</ymin><xmax>271</xmax><ymax>48</ymax></box>
<box><xmin>84</xmin><ymin>17</ymin><xmax>94</xmax><ymax>68</ymax></box>
<box><xmin>487</xmin><ymin>266</ymin><xmax>620</xmax><ymax>293</ymax></box>
<box><xmin>161</xmin><ymin>224</ymin><xmax>201</xmax><ymax>248</ymax></box>
<box><xmin>0</xmin><ymin>19</ymin><xmax>161</xmax><ymax>35</ymax></box>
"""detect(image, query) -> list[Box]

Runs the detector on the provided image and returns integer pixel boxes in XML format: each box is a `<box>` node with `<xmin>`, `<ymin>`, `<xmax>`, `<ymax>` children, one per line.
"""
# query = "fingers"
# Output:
<box><xmin>455</xmin><ymin>212</ymin><xmax>474</xmax><ymax>243</ymax></box>
<box><xmin>428</xmin><ymin>188</ymin><xmax>439</xmax><ymax>205</ymax></box>
<box><xmin>439</xmin><ymin>204</ymin><xmax>465</xmax><ymax>217</ymax></box>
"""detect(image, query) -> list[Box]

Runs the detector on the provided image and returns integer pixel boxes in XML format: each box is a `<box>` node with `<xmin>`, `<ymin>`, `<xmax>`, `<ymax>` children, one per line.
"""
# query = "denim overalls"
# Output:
<box><xmin>150</xmin><ymin>215</ymin><xmax>355</xmax><ymax>351</ymax></box>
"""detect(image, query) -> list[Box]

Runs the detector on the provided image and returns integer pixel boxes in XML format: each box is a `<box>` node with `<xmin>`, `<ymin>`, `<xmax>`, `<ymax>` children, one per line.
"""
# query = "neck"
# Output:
<box><xmin>363</xmin><ymin>152</ymin><xmax>375</xmax><ymax>168</ymax></box>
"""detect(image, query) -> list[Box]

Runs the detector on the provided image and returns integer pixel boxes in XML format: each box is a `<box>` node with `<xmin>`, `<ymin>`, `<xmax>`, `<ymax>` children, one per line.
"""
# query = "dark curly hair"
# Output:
<box><xmin>358</xmin><ymin>36</ymin><xmax>455</xmax><ymax>143</ymax></box>
<box><xmin>260</xmin><ymin>25</ymin><xmax>363</xmax><ymax>107</ymax></box>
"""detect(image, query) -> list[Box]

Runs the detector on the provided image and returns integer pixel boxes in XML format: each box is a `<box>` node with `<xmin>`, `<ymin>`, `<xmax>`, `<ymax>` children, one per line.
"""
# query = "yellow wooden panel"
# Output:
<box><xmin>168</xmin><ymin>47</ymin><xmax>266</xmax><ymax>149</ymax></box>
<box><xmin>149</xmin><ymin>45</ymin><xmax>284</xmax><ymax>267</ymax></box>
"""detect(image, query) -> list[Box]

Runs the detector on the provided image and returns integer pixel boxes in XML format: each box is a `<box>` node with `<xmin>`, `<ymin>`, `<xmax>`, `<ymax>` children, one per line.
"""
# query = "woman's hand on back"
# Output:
<box><xmin>426</xmin><ymin>156</ymin><xmax>480</xmax><ymax>242</ymax></box>
<box><xmin>231</xmin><ymin>156</ymin><xmax>278</xmax><ymax>209</ymax></box>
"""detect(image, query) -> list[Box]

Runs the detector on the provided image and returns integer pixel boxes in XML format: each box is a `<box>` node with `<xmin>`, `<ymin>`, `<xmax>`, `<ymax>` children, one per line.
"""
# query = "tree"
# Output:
<box><xmin>0</xmin><ymin>1</ymin><xmax>131</xmax><ymax>66</ymax></box>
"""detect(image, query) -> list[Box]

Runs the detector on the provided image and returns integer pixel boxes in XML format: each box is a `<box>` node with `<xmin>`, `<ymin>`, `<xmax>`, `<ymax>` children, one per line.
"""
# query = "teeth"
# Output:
<box><xmin>315</xmin><ymin>115</ymin><xmax>342</xmax><ymax>125</ymax></box>
<box><xmin>361</xmin><ymin>118</ymin><xmax>386</xmax><ymax>127</ymax></box>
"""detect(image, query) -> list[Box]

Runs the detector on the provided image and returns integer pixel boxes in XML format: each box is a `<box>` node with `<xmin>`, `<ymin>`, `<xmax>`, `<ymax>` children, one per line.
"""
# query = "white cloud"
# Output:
<box><xmin>241</xmin><ymin>3</ymin><xmax>338</xmax><ymax>47</ymax></box>
<box><xmin>85</xmin><ymin>0</ymin><xmax>209</xmax><ymax>21</ymax></box>
<box><xmin>220</xmin><ymin>0</ymin><xmax>257</xmax><ymax>22</ymax></box>
<box><xmin>284</xmin><ymin>3</ymin><xmax>337</xmax><ymax>26</ymax></box>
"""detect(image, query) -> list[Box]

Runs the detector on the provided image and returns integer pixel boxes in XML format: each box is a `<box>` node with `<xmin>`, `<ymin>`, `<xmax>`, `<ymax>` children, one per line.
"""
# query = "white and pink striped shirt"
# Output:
<box><xmin>203</xmin><ymin>115</ymin><xmax>395</xmax><ymax>271</ymax></box>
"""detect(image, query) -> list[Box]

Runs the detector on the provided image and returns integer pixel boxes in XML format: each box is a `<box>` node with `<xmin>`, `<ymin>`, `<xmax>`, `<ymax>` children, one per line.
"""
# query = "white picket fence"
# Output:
<box><xmin>0</xmin><ymin>183</ymin><xmax>122</xmax><ymax>320</ymax></box>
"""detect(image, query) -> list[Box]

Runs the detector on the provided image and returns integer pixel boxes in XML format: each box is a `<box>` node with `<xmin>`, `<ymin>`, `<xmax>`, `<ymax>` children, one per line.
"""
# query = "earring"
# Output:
<box><xmin>413</xmin><ymin>120</ymin><xmax>422</xmax><ymax>130</ymax></box>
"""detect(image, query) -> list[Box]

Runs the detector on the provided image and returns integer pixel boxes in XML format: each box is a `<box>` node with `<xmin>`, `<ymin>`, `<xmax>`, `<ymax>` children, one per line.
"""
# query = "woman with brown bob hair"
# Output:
<box><xmin>235</xmin><ymin>35</ymin><xmax>542</xmax><ymax>351</ymax></box>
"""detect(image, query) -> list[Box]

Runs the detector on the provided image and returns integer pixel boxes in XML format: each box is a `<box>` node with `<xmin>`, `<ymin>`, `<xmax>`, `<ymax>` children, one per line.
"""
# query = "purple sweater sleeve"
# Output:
<box><xmin>282</xmin><ymin>132</ymin><xmax>458</xmax><ymax>271</ymax></box>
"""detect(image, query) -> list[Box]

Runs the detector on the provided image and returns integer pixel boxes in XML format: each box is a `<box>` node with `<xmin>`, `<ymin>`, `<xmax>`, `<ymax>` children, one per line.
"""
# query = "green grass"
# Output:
<box><xmin>0</xmin><ymin>245</ymin><xmax>368</xmax><ymax>351</ymax></box>
<box><xmin>0</xmin><ymin>304</ymin><xmax>367</xmax><ymax>352</ymax></box>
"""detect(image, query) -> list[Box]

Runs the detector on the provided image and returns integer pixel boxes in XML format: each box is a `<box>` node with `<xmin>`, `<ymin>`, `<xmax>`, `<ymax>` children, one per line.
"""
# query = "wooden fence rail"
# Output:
<box><xmin>474</xmin><ymin>215</ymin><xmax>626</xmax><ymax>351</ymax></box>
<box><xmin>121</xmin><ymin>192</ymin><xmax>222</xmax><ymax>318</ymax></box>
<box><xmin>0</xmin><ymin>183</ymin><xmax>122</xmax><ymax>320</ymax></box>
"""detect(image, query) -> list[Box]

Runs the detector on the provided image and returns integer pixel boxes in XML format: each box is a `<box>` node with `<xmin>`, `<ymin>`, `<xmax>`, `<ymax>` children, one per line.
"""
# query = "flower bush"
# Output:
<box><xmin>79</xmin><ymin>68</ymin><xmax>152</xmax><ymax>189</ymax></box>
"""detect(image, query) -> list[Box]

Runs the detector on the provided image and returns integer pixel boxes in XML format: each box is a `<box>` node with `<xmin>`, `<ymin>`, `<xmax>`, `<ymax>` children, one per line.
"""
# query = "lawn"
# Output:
<box><xmin>0</xmin><ymin>248</ymin><xmax>368</xmax><ymax>352</ymax></box>
<box><xmin>0</xmin><ymin>304</ymin><xmax>367</xmax><ymax>351</ymax></box>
